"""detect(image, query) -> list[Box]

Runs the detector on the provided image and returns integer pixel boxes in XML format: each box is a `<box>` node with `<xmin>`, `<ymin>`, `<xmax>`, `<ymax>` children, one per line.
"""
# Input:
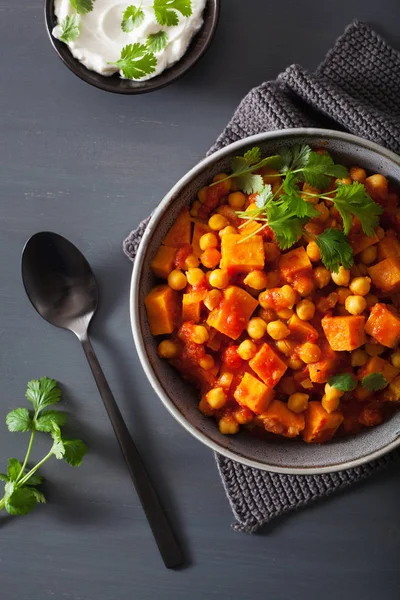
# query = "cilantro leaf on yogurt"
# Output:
<box><xmin>59</xmin><ymin>14</ymin><xmax>80</xmax><ymax>43</ymax></box>
<box><xmin>113</xmin><ymin>43</ymin><xmax>157</xmax><ymax>79</ymax></box>
<box><xmin>147</xmin><ymin>30</ymin><xmax>169</xmax><ymax>53</ymax></box>
<box><xmin>121</xmin><ymin>5</ymin><xmax>145</xmax><ymax>32</ymax></box>
<box><xmin>70</xmin><ymin>0</ymin><xmax>94</xmax><ymax>15</ymax></box>
<box><xmin>153</xmin><ymin>0</ymin><xmax>192</xmax><ymax>27</ymax></box>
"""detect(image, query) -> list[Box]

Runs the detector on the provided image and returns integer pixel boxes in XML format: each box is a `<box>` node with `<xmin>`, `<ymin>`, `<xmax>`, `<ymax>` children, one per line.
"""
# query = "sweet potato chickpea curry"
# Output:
<box><xmin>145</xmin><ymin>144</ymin><xmax>400</xmax><ymax>443</ymax></box>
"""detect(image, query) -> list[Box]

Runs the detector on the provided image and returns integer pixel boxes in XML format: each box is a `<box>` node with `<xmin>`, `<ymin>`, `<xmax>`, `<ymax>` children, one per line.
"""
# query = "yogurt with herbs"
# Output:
<box><xmin>52</xmin><ymin>0</ymin><xmax>206</xmax><ymax>80</ymax></box>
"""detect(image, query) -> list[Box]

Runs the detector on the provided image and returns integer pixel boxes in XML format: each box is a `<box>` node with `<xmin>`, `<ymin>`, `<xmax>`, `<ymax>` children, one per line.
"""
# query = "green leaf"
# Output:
<box><xmin>35</xmin><ymin>410</ymin><xmax>67</xmax><ymax>433</ymax></box>
<box><xmin>302</xmin><ymin>151</ymin><xmax>349</xmax><ymax>189</ymax></box>
<box><xmin>236</xmin><ymin>173</ymin><xmax>264</xmax><ymax>195</ymax></box>
<box><xmin>121</xmin><ymin>5</ymin><xmax>145</xmax><ymax>32</ymax></box>
<box><xmin>114</xmin><ymin>43</ymin><xmax>157</xmax><ymax>80</ymax></box>
<box><xmin>255</xmin><ymin>184</ymin><xmax>273</xmax><ymax>209</ymax></box>
<box><xmin>328</xmin><ymin>373</ymin><xmax>357</xmax><ymax>392</ymax></box>
<box><xmin>5</xmin><ymin>487</ymin><xmax>38</xmax><ymax>515</ymax></box>
<box><xmin>4</xmin><ymin>481</ymin><xmax>15</xmax><ymax>499</ymax></box>
<box><xmin>332</xmin><ymin>181</ymin><xmax>383</xmax><ymax>236</ymax></box>
<box><xmin>0</xmin><ymin>473</ymin><xmax>9</xmax><ymax>483</ymax></box>
<box><xmin>63</xmin><ymin>439</ymin><xmax>87</xmax><ymax>467</ymax></box>
<box><xmin>7</xmin><ymin>458</ymin><xmax>22</xmax><ymax>482</ymax></box>
<box><xmin>29</xmin><ymin>488</ymin><xmax>46</xmax><ymax>504</ymax></box>
<box><xmin>153</xmin><ymin>0</ymin><xmax>192</xmax><ymax>26</ymax></box>
<box><xmin>282</xmin><ymin>194</ymin><xmax>319</xmax><ymax>219</ymax></box>
<box><xmin>266</xmin><ymin>202</ymin><xmax>305</xmax><ymax>250</ymax></box>
<box><xmin>147</xmin><ymin>31</ymin><xmax>169</xmax><ymax>53</ymax></box>
<box><xmin>51</xmin><ymin>425</ymin><xmax>66</xmax><ymax>460</ymax></box>
<box><xmin>6</xmin><ymin>407</ymin><xmax>32</xmax><ymax>432</ymax></box>
<box><xmin>25</xmin><ymin>377</ymin><xmax>62</xmax><ymax>413</ymax></box>
<box><xmin>70</xmin><ymin>0</ymin><xmax>94</xmax><ymax>15</ymax></box>
<box><xmin>23</xmin><ymin>473</ymin><xmax>44</xmax><ymax>486</ymax></box>
<box><xmin>362</xmin><ymin>373</ymin><xmax>387</xmax><ymax>392</ymax></box>
<box><xmin>59</xmin><ymin>14</ymin><xmax>80</xmax><ymax>43</ymax></box>
<box><xmin>280</xmin><ymin>144</ymin><xmax>311</xmax><ymax>172</ymax></box>
<box><xmin>316</xmin><ymin>228</ymin><xmax>354</xmax><ymax>273</ymax></box>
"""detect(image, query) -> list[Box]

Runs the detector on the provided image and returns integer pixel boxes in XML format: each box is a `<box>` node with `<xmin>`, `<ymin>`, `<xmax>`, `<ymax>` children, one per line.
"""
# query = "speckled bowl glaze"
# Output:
<box><xmin>131</xmin><ymin>128</ymin><xmax>400</xmax><ymax>474</ymax></box>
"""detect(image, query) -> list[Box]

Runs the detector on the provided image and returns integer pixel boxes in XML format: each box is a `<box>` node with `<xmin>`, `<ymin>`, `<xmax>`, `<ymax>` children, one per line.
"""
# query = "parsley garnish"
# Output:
<box><xmin>113</xmin><ymin>43</ymin><xmax>157</xmax><ymax>79</ymax></box>
<box><xmin>315</xmin><ymin>228</ymin><xmax>354</xmax><ymax>273</ymax></box>
<box><xmin>153</xmin><ymin>0</ymin><xmax>192</xmax><ymax>26</ymax></box>
<box><xmin>70</xmin><ymin>0</ymin><xmax>94</xmax><ymax>15</ymax></box>
<box><xmin>0</xmin><ymin>378</ymin><xmax>86</xmax><ymax>516</ymax></box>
<box><xmin>362</xmin><ymin>373</ymin><xmax>388</xmax><ymax>391</ymax></box>
<box><xmin>328</xmin><ymin>373</ymin><xmax>357</xmax><ymax>392</ymax></box>
<box><xmin>147</xmin><ymin>31</ymin><xmax>169</xmax><ymax>53</ymax></box>
<box><xmin>59</xmin><ymin>14</ymin><xmax>80</xmax><ymax>43</ymax></box>
<box><xmin>121</xmin><ymin>4</ymin><xmax>145</xmax><ymax>32</ymax></box>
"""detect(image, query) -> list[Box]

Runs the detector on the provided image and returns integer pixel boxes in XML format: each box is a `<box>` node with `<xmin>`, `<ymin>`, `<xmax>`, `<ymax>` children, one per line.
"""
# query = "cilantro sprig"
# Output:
<box><xmin>328</xmin><ymin>373</ymin><xmax>357</xmax><ymax>392</ymax></box>
<box><xmin>112</xmin><ymin>43</ymin><xmax>157</xmax><ymax>79</ymax></box>
<box><xmin>147</xmin><ymin>31</ymin><xmax>169</xmax><ymax>53</ymax></box>
<box><xmin>59</xmin><ymin>14</ymin><xmax>80</xmax><ymax>43</ymax></box>
<box><xmin>70</xmin><ymin>0</ymin><xmax>94</xmax><ymax>15</ymax></box>
<box><xmin>121</xmin><ymin>4</ymin><xmax>145</xmax><ymax>32</ymax></box>
<box><xmin>362</xmin><ymin>373</ymin><xmax>387</xmax><ymax>392</ymax></box>
<box><xmin>153</xmin><ymin>0</ymin><xmax>192</xmax><ymax>26</ymax></box>
<box><xmin>0</xmin><ymin>378</ymin><xmax>87</xmax><ymax>516</ymax></box>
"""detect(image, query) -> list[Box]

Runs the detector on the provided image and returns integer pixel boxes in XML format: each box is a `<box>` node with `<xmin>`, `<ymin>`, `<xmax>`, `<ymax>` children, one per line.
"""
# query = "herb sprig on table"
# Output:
<box><xmin>221</xmin><ymin>144</ymin><xmax>383</xmax><ymax>272</ymax></box>
<box><xmin>0</xmin><ymin>378</ymin><xmax>86</xmax><ymax>516</ymax></box>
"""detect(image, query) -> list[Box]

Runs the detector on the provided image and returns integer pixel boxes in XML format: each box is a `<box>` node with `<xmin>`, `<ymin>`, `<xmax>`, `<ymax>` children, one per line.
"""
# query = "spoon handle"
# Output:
<box><xmin>80</xmin><ymin>334</ymin><xmax>184</xmax><ymax>569</ymax></box>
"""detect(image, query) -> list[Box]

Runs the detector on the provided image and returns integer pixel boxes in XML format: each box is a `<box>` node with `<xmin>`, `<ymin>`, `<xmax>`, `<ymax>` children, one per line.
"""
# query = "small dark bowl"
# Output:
<box><xmin>44</xmin><ymin>0</ymin><xmax>220</xmax><ymax>94</ymax></box>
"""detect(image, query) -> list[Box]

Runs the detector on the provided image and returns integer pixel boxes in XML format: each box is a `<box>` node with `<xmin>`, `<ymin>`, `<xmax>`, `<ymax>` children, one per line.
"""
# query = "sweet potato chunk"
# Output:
<box><xmin>321</xmin><ymin>315</ymin><xmax>366</xmax><ymax>351</ymax></box>
<box><xmin>365</xmin><ymin>303</ymin><xmax>400</xmax><ymax>348</ymax></box>
<box><xmin>308</xmin><ymin>341</ymin><xmax>339</xmax><ymax>383</ymax></box>
<box><xmin>368</xmin><ymin>257</ymin><xmax>400</xmax><ymax>293</ymax></box>
<box><xmin>383</xmin><ymin>376</ymin><xmax>400</xmax><ymax>402</ymax></box>
<box><xmin>279</xmin><ymin>247</ymin><xmax>312</xmax><ymax>282</ymax></box>
<box><xmin>234</xmin><ymin>373</ymin><xmax>274</xmax><ymax>414</ymax></box>
<box><xmin>162</xmin><ymin>207</ymin><xmax>191</xmax><ymax>248</ymax></box>
<box><xmin>358</xmin><ymin>355</ymin><xmax>399</xmax><ymax>383</ymax></box>
<box><xmin>288</xmin><ymin>313</ymin><xmax>319</xmax><ymax>343</ymax></box>
<box><xmin>182</xmin><ymin>291</ymin><xmax>206</xmax><ymax>323</ymax></box>
<box><xmin>378</xmin><ymin>237</ymin><xmax>400</xmax><ymax>261</ymax></box>
<box><xmin>302</xmin><ymin>401</ymin><xmax>344</xmax><ymax>443</ymax></box>
<box><xmin>145</xmin><ymin>285</ymin><xmax>178</xmax><ymax>335</ymax></box>
<box><xmin>261</xmin><ymin>400</ymin><xmax>305</xmax><ymax>438</ymax></box>
<box><xmin>220</xmin><ymin>233</ymin><xmax>264</xmax><ymax>274</ymax></box>
<box><xmin>191</xmin><ymin>221</ymin><xmax>211</xmax><ymax>257</ymax></box>
<box><xmin>249</xmin><ymin>343</ymin><xmax>287</xmax><ymax>388</ymax></box>
<box><xmin>349</xmin><ymin>231</ymin><xmax>379</xmax><ymax>255</ymax></box>
<box><xmin>150</xmin><ymin>245</ymin><xmax>176</xmax><ymax>279</ymax></box>
<box><xmin>207</xmin><ymin>286</ymin><xmax>258</xmax><ymax>339</ymax></box>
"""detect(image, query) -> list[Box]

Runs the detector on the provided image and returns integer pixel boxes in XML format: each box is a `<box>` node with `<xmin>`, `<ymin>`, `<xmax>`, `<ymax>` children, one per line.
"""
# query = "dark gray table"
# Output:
<box><xmin>1</xmin><ymin>1</ymin><xmax>400</xmax><ymax>598</ymax></box>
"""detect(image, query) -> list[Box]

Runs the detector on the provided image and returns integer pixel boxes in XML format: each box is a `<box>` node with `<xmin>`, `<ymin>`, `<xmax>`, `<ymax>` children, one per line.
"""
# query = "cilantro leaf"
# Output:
<box><xmin>51</xmin><ymin>425</ymin><xmax>66</xmax><ymax>460</ymax></box>
<box><xmin>59</xmin><ymin>14</ymin><xmax>80</xmax><ymax>43</ymax></box>
<box><xmin>35</xmin><ymin>410</ymin><xmax>67</xmax><ymax>433</ymax></box>
<box><xmin>153</xmin><ymin>0</ymin><xmax>192</xmax><ymax>26</ymax></box>
<box><xmin>25</xmin><ymin>377</ymin><xmax>61</xmax><ymax>413</ymax></box>
<box><xmin>316</xmin><ymin>228</ymin><xmax>354</xmax><ymax>273</ymax></box>
<box><xmin>332</xmin><ymin>181</ymin><xmax>383</xmax><ymax>236</ymax></box>
<box><xmin>0</xmin><ymin>473</ymin><xmax>8</xmax><ymax>483</ymax></box>
<box><xmin>7</xmin><ymin>459</ymin><xmax>23</xmax><ymax>482</ymax></box>
<box><xmin>282</xmin><ymin>194</ymin><xmax>319</xmax><ymax>219</ymax></box>
<box><xmin>236</xmin><ymin>173</ymin><xmax>264</xmax><ymax>195</ymax></box>
<box><xmin>146</xmin><ymin>31</ymin><xmax>169</xmax><ymax>53</ymax></box>
<box><xmin>280</xmin><ymin>144</ymin><xmax>311</xmax><ymax>173</ymax></box>
<box><xmin>23</xmin><ymin>473</ymin><xmax>44</xmax><ymax>486</ymax></box>
<box><xmin>362</xmin><ymin>373</ymin><xmax>387</xmax><ymax>391</ymax></box>
<box><xmin>63</xmin><ymin>439</ymin><xmax>88</xmax><ymax>467</ymax></box>
<box><xmin>328</xmin><ymin>373</ymin><xmax>357</xmax><ymax>392</ymax></box>
<box><xmin>255</xmin><ymin>184</ymin><xmax>273</xmax><ymax>209</ymax></box>
<box><xmin>266</xmin><ymin>202</ymin><xmax>305</xmax><ymax>250</ymax></box>
<box><xmin>121</xmin><ymin>5</ymin><xmax>145</xmax><ymax>32</ymax></box>
<box><xmin>6</xmin><ymin>408</ymin><xmax>32</xmax><ymax>432</ymax></box>
<box><xmin>70</xmin><ymin>0</ymin><xmax>94</xmax><ymax>15</ymax></box>
<box><xmin>114</xmin><ymin>44</ymin><xmax>157</xmax><ymax>80</ymax></box>
<box><xmin>30</xmin><ymin>488</ymin><xmax>46</xmax><ymax>504</ymax></box>
<box><xmin>302</xmin><ymin>152</ymin><xmax>349</xmax><ymax>189</ymax></box>
<box><xmin>5</xmin><ymin>487</ymin><xmax>38</xmax><ymax>516</ymax></box>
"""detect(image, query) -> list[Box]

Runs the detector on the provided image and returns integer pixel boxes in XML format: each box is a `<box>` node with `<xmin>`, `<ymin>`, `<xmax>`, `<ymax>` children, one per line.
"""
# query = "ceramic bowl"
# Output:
<box><xmin>44</xmin><ymin>0</ymin><xmax>220</xmax><ymax>94</ymax></box>
<box><xmin>131</xmin><ymin>128</ymin><xmax>400</xmax><ymax>474</ymax></box>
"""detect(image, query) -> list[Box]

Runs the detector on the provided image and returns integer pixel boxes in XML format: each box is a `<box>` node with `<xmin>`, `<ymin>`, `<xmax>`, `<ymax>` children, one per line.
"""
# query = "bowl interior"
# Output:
<box><xmin>45</xmin><ymin>0</ymin><xmax>220</xmax><ymax>94</ymax></box>
<box><xmin>132</xmin><ymin>129</ymin><xmax>400</xmax><ymax>473</ymax></box>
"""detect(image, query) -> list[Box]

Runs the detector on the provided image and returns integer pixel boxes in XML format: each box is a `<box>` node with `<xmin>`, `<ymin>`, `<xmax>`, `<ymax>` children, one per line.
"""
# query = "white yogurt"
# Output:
<box><xmin>53</xmin><ymin>0</ymin><xmax>206</xmax><ymax>80</ymax></box>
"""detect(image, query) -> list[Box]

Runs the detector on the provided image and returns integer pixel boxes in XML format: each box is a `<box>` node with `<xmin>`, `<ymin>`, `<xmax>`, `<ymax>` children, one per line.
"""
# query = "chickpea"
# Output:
<box><xmin>234</xmin><ymin>407</ymin><xmax>254</xmax><ymax>425</ymax></box>
<box><xmin>259</xmin><ymin>285</ymin><xmax>296</xmax><ymax>310</ymax></box>
<box><xmin>191</xmin><ymin>325</ymin><xmax>209</xmax><ymax>344</ymax></box>
<box><xmin>209</xmin><ymin>269</ymin><xmax>229</xmax><ymax>289</ymax></box>
<box><xmin>355</xmin><ymin>386</ymin><xmax>372</xmax><ymax>402</ymax></box>
<box><xmin>247</xmin><ymin>318</ymin><xmax>268</xmax><ymax>340</ymax></box>
<box><xmin>324</xmin><ymin>383</ymin><xmax>344</xmax><ymax>403</ymax></box>
<box><xmin>314</xmin><ymin>202</ymin><xmax>330</xmax><ymax>222</ymax></box>
<box><xmin>228</xmin><ymin>191</ymin><xmax>246</xmax><ymax>209</ymax></box>
<box><xmin>212</xmin><ymin>172</ymin><xmax>232</xmax><ymax>194</ymax></box>
<box><xmin>275</xmin><ymin>339</ymin><xmax>296</xmax><ymax>357</ymax></box>
<box><xmin>288</xmin><ymin>393</ymin><xmax>309</xmax><ymax>413</ymax></box>
<box><xmin>190</xmin><ymin>200</ymin><xmax>201</xmax><ymax>217</ymax></box>
<box><xmin>258</xmin><ymin>308</ymin><xmax>276</xmax><ymax>323</ymax></box>
<box><xmin>267</xmin><ymin>320</ymin><xmax>290</xmax><ymax>341</ymax></box>
<box><xmin>219</xmin><ymin>226</ymin><xmax>237</xmax><ymax>236</ymax></box>
<box><xmin>199</xmin><ymin>232</ymin><xmax>219</xmax><ymax>251</ymax></box>
<box><xmin>287</xmin><ymin>358</ymin><xmax>304</xmax><ymax>370</ymax></box>
<box><xmin>204</xmin><ymin>289</ymin><xmax>222</xmax><ymax>311</ymax></box>
<box><xmin>365</xmin><ymin>293</ymin><xmax>378</xmax><ymax>308</ymax></box>
<box><xmin>335</xmin><ymin>177</ymin><xmax>352</xmax><ymax>185</ymax></box>
<box><xmin>237</xmin><ymin>339</ymin><xmax>258</xmax><ymax>361</ymax></box>
<box><xmin>280</xmin><ymin>377</ymin><xmax>297</xmax><ymax>396</ymax></box>
<box><xmin>365</xmin><ymin>343</ymin><xmax>385</xmax><ymax>356</ymax></box>
<box><xmin>303</xmin><ymin>222</ymin><xmax>323</xmax><ymax>240</ymax></box>
<box><xmin>184</xmin><ymin>254</ymin><xmax>200</xmax><ymax>269</ymax></box>
<box><xmin>219</xmin><ymin>372</ymin><xmax>234</xmax><ymax>389</ymax></box>
<box><xmin>186</xmin><ymin>268</ymin><xmax>205</xmax><ymax>286</ymax></box>
<box><xmin>198</xmin><ymin>397</ymin><xmax>214</xmax><ymax>416</ymax></box>
<box><xmin>331</xmin><ymin>266</ymin><xmax>351</xmax><ymax>287</ymax></box>
<box><xmin>206</xmin><ymin>387</ymin><xmax>226</xmax><ymax>409</ymax></box>
<box><xmin>197</xmin><ymin>186</ymin><xmax>208</xmax><ymax>203</ymax></box>
<box><xmin>167</xmin><ymin>269</ymin><xmax>187</xmax><ymax>291</ymax></box>
<box><xmin>321</xmin><ymin>394</ymin><xmax>340</xmax><ymax>413</ymax></box>
<box><xmin>276</xmin><ymin>308</ymin><xmax>294</xmax><ymax>319</ymax></box>
<box><xmin>351</xmin><ymin>349</ymin><xmax>369</xmax><ymax>367</ymax></box>
<box><xmin>244</xmin><ymin>270</ymin><xmax>269</xmax><ymax>290</ymax></box>
<box><xmin>314</xmin><ymin>266</ymin><xmax>331</xmax><ymax>289</ymax></box>
<box><xmin>391</xmin><ymin>352</ymin><xmax>400</xmax><ymax>369</ymax></box>
<box><xmin>201</xmin><ymin>248</ymin><xmax>221</xmax><ymax>269</ymax></box>
<box><xmin>218</xmin><ymin>415</ymin><xmax>239</xmax><ymax>435</ymax></box>
<box><xmin>360</xmin><ymin>246</ymin><xmax>377</xmax><ymax>265</ymax></box>
<box><xmin>337</xmin><ymin>287</ymin><xmax>352</xmax><ymax>305</ymax></box>
<box><xmin>345</xmin><ymin>295</ymin><xmax>367</xmax><ymax>315</ymax></box>
<box><xmin>157</xmin><ymin>339</ymin><xmax>179</xmax><ymax>359</ymax></box>
<box><xmin>208</xmin><ymin>214</ymin><xmax>229</xmax><ymax>231</ymax></box>
<box><xmin>281</xmin><ymin>285</ymin><xmax>297</xmax><ymax>307</ymax></box>
<box><xmin>350</xmin><ymin>167</ymin><xmax>367</xmax><ymax>183</ymax></box>
<box><xmin>349</xmin><ymin>276</ymin><xmax>371</xmax><ymax>297</ymax></box>
<box><xmin>306</xmin><ymin>241</ymin><xmax>321</xmax><ymax>262</ymax></box>
<box><xmin>376</xmin><ymin>226</ymin><xmax>385</xmax><ymax>240</ymax></box>
<box><xmin>199</xmin><ymin>355</ymin><xmax>215</xmax><ymax>371</ymax></box>
<box><xmin>298</xmin><ymin>342</ymin><xmax>321</xmax><ymax>364</ymax></box>
<box><xmin>296</xmin><ymin>299</ymin><xmax>316</xmax><ymax>321</ymax></box>
<box><xmin>264</xmin><ymin>242</ymin><xmax>281</xmax><ymax>263</ymax></box>
<box><xmin>365</xmin><ymin>174</ymin><xmax>388</xmax><ymax>200</ymax></box>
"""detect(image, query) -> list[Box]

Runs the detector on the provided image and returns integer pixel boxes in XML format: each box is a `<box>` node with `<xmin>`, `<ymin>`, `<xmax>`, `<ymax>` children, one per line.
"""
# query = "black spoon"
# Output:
<box><xmin>21</xmin><ymin>231</ymin><xmax>184</xmax><ymax>569</ymax></box>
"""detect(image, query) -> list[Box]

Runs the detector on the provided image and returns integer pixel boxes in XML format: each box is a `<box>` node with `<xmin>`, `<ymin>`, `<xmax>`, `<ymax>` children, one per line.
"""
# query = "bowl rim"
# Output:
<box><xmin>130</xmin><ymin>127</ymin><xmax>400</xmax><ymax>474</ymax></box>
<box><xmin>44</xmin><ymin>0</ymin><xmax>220</xmax><ymax>94</ymax></box>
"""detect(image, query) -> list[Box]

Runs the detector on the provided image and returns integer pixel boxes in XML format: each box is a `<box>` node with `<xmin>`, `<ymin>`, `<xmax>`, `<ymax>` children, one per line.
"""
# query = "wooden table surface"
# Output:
<box><xmin>1</xmin><ymin>1</ymin><xmax>400</xmax><ymax>598</ymax></box>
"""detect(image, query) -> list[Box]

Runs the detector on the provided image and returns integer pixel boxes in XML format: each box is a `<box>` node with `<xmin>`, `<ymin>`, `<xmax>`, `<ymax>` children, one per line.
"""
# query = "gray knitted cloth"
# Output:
<box><xmin>124</xmin><ymin>21</ymin><xmax>400</xmax><ymax>533</ymax></box>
